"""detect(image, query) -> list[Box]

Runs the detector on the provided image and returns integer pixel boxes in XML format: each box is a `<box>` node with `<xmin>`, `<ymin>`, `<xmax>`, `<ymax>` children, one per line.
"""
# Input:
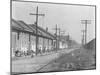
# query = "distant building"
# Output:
<box><xmin>57</xmin><ymin>35</ymin><xmax>69</xmax><ymax>49</ymax></box>
<box><xmin>84</xmin><ymin>38</ymin><xmax>96</xmax><ymax>50</ymax></box>
<box><xmin>11</xmin><ymin>19</ymin><xmax>56</xmax><ymax>57</ymax></box>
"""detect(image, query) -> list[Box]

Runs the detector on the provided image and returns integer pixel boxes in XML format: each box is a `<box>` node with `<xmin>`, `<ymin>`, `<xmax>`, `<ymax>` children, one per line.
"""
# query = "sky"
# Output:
<box><xmin>12</xmin><ymin>1</ymin><xmax>95</xmax><ymax>44</ymax></box>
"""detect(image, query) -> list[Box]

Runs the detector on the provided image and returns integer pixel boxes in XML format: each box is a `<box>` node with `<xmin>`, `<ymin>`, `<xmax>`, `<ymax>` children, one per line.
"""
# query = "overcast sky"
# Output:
<box><xmin>12</xmin><ymin>1</ymin><xmax>95</xmax><ymax>44</ymax></box>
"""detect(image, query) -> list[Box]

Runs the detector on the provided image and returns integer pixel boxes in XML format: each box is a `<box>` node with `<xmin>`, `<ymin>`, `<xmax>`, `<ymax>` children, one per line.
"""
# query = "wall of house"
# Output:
<box><xmin>42</xmin><ymin>38</ymin><xmax>48</xmax><ymax>52</ymax></box>
<box><xmin>19</xmin><ymin>33</ymin><xmax>29</xmax><ymax>52</ymax></box>
<box><xmin>48</xmin><ymin>39</ymin><xmax>53</xmax><ymax>51</ymax></box>
<box><xmin>12</xmin><ymin>31</ymin><xmax>55</xmax><ymax>57</ymax></box>
<box><xmin>12</xmin><ymin>32</ymin><xmax>30</xmax><ymax>56</ymax></box>
<box><xmin>59</xmin><ymin>41</ymin><xmax>68</xmax><ymax>49</ymax></box>
<box><xmin>38</xmin><ymin>37</ymin><xmax>43</xmax><ymax>51</ymax></box>
<box><xmin>38</xmin><ymin>38</ymin><xmax>54</xmax><ymax>52</ymax></box>
<box><xmin>11</xmin><ymin>32</ymin><xmax>17</xmax><ymax>57</ymax></box>
<box><xmin>30</xmin><ymin>35</ymin><xmax>36</xmax><ymax>51</ymax></box>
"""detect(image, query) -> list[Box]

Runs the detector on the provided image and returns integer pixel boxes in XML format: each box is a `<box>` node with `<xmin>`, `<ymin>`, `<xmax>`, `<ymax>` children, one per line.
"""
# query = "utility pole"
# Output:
<box><xmin>58</xmin><ymin>28</ymin><xmax>61</xmax><ymax>38</ymax></box>
<box><xmin>59</xmin><ymin>30</ymin><xmax>65</xmax><ymax>36</ymax></box>
<box><xmin>58</xmin><ymin>28</ymin><xmax>65</xmax><ymax>37</ymax></box>
<box><xmin>53</xmin><ymin>25</ymin><xmax>65</xmax><ymax>51</ymax></box>
<box><xmin>81</xmin><ymin>30</ymin><xmax>85</xmax><ymax>45</ymax></box>
<box><xmin>52</xmin><ymin>24</ymin><xmax>58</xmax><ymax>51</ymax></box>
<box><xmin>81</xmin><ymin>20</ymin><xmax>91</xmax><ymax>45</ymax></box>
<box><xmin>58</xmin><ymin>28</ymin><xmax>65</xmax><ymax>49</ymax></box>
<box><xmin>55</xmin><ymin>24</ymin><xmax>58</xmax><ymax>51</ymax></box>
<box><xmin>30</xmin><ymin>6</ymin><xmax>45</xmax><ymax>55</ymax></box>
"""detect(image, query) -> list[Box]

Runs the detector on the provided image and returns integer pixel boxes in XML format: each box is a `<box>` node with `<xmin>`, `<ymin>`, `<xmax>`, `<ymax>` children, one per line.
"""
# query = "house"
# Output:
<box><xmin>11</xmin><ymin>19</ymin><xmax>34</xmax><ymax>57</ymax></box>
<box><xmin>84</xmin><ymin>38</ymin><xmax>96</xmax><ymax>50</ymax></box>
<box><xmin>28</xmin><ymin>24</ymin><xmax>56</xmax><ymax>52</ymax></box>
<box><xmin>11</xmin><ymin>19</ymin><xmax>56</xmax><ymax>57</ymax></box>
<box><xmin>57</xmin><ymin>35</ymin><xmax>69</xmax><ymax>49</ymax></box>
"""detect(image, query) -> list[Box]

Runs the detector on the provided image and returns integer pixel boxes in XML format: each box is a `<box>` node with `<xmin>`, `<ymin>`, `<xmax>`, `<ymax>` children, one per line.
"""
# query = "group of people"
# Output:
<box><xmin>14</xmin><ymin>46</ymin><xmax>55</xmax><ymax>57</ymax></box>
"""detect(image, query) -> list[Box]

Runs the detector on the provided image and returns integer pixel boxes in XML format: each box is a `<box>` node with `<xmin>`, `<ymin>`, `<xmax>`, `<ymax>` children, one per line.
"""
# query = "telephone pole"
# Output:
<box><xmin>53</xmin><ymin>25</ymin><xmax>65</xmax><ymax>50</ymax></box>
<box><xmin>81</xmin><ymin>20</ymin><xmax>91</xmax><ymax>45</ymax></box>
<box><xmin>30</xmin><ymin>6</ymin><xmax>45</xmax><ymax>55</ymax></box>
<box><xmin>81</xmin><ymin>30</ymin><xmax>85</xmax><ymax>45</ymax></box>
<box><xmin>58</xmin><ymin>28</ymin><xmax>65</xmax><ymax>37</ymax></box>
<box><xmin>52</xmin><ymin>24</ymin><xmax>59</xmax><ymax>51</ymax></box>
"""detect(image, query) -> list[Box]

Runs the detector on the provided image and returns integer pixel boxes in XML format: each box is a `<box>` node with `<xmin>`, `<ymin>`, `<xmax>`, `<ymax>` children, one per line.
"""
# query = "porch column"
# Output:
<box><xmin>48</xmin><ymin>39</ymin><xmax>49</xmax><ymax>52</ymax></box>
<box><xmin>17</xmin><ymin>32</ymin><xmax>20</xmax><ymax>51</ymax></box>
<box><xmin>42</xmin><ymin>38</ymin><xmax>45</xmax><ymax>53</ymax></box>
<box><xmin>29</xmin><ymin>34</ymin><xmax>31</xmax><ymax>51</ymax></box>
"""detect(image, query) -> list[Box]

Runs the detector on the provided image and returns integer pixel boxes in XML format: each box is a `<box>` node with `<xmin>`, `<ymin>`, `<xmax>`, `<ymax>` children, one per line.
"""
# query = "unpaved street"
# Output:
<box><xmin>12</xmin><ymin>48</ymin><xmax>76</xmax><ymax>73</ymax></box>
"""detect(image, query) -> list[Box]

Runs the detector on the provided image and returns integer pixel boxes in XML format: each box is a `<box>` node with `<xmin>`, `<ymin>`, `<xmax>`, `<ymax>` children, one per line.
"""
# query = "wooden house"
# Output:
<box><xmin>11</xmin><ymin>19</ymin><xmax>56</xmax><ymax>57</ymax></box>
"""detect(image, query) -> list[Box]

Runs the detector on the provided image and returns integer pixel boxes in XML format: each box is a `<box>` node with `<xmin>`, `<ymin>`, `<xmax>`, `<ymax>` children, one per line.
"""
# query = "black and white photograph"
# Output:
<box><xmin>11</xmin><ymin>0</ymin><xmax>96</xmax><ymax>74</ymax></box>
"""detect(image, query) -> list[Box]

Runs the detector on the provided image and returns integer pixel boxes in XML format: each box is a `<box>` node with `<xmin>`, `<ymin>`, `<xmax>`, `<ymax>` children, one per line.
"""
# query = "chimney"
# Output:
<box><xmin>46</xmin><ymin>27</ymin><xmax>48</xmax><ymax>32</ymax></box>
<box><xmin>34</xmin><ymin>22</ymin><xmax>36</xmax><ymax>25</ymax></box>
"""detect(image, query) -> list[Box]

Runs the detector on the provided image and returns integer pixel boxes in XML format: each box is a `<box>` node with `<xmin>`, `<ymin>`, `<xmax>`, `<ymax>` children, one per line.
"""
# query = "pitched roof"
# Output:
<box><xmin>11</xmin><ymin>19</ymin><xmax>24</xmax><ymax>30</ymax></box>
<box><xmin>29</xmin><ymin>24</ymin><xmax>56</xmax><ymax>39</ymax></box>
<box><xmin>11</xmin><ymin>19</ymin><xmax>33</xmax><ymax>33</ymax></box>
<box><xmin>58</xmin><ymin>35</ymin><xmax>69</xmax><ymax>41</ymax></box>
<box><xmin>11</xmin><ymin>19</ymin><xmax>55</xmax><ymax>40</ymax></box>
<box><xmin>84</xmin><ymin>38</ymin><xmax>96</xmax><ymax>50</ymax></box>
<box><xmin>16</xmin><ymin>21</ymin><xmax>33</xmax><ymax>33</ymax></box>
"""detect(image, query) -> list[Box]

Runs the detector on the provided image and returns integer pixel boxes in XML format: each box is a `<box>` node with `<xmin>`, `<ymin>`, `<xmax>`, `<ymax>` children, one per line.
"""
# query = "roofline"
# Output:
<box><xmin>11</xmin><ymin>19</ymin><xmax>56</xmax><ymax>39</ymax></box>
<box><xmin>29</xmin><ymin>24</ymin><xmax>56</xmax><ymax>38</ymax></box>
<box><xmin>11</xmin><ymin>19</ymin><xmax>24</xmax><ymax>30</ymax></box>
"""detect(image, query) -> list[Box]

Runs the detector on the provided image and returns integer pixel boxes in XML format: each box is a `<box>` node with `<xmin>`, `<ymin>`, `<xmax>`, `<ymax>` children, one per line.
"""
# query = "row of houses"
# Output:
<box><xmin>11</xmin><ymin>19</ymin><xmax>57</xmax><ymax>57</ymax></box>
<box><xmin>11</xmin><ymin>19</ymin><xmax>69</xmax><ymax>57</ymax></box>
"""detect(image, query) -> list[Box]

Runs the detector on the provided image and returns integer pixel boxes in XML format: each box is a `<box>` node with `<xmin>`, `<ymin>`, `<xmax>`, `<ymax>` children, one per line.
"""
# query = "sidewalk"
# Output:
<box><xmin>12</xmin><ymin>48</ymin><xmax>76</xmax><ymax>73</ymax></box>
<box><xmin>12</xmin><ymin>48</ymin><xmax>70</xmax><ymax>61</ymax></box>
